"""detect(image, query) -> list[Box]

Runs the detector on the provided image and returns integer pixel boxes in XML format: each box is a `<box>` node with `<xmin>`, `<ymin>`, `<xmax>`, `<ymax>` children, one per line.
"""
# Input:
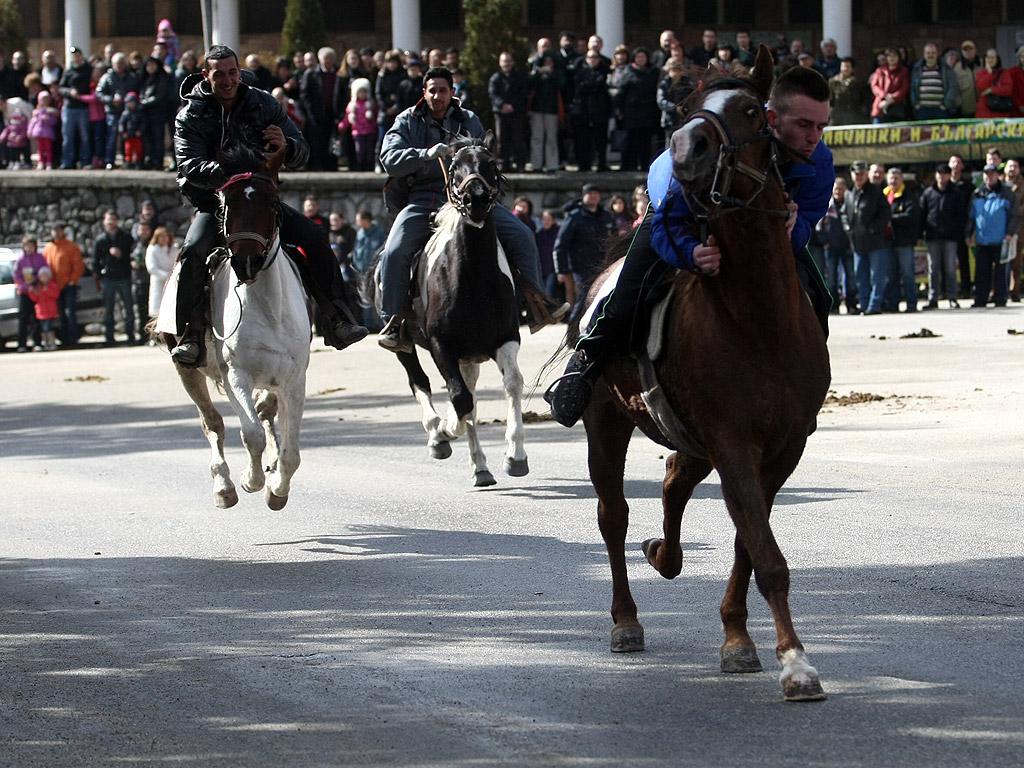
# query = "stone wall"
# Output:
<box><xmin>0</xmin><ymin>169</ymin><xmax>645</xmax><ymax>254</ymax></box>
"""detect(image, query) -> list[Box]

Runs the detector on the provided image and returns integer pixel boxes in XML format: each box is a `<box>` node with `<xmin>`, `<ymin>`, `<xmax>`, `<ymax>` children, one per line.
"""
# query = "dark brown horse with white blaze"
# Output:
<box><xmin>582</xmin><ymin>46</ymin><xmax>831</xmax><ymax>701</ymax></box>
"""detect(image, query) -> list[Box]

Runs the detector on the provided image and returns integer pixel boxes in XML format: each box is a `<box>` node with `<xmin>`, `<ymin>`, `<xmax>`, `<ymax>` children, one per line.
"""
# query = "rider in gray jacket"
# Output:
<box><xmin>376</xmin><ymin>66</ymin><xmax>567</xmax><ymax>352</ymax></box>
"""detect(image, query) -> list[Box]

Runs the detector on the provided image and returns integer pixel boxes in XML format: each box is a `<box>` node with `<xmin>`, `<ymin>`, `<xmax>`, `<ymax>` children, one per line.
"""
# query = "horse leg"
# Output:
<box><xmin>263</xmin><ymin>377</ymin><xmax>304</xmax><ymax>510</ymax></box>
<box><xmin>255</xmin><ymin>390</ymin><xmax>279</xmax><ymax>475</ymax></box>
<box><xmin>458</xmin><ymin>362</ymin><xmax>495</xmax><ymax>487</ymax></box>
<box><xmin>494</xmin><ymin>341</ymin><xmax>528</xmax><ymax>478</ymax></box>
<box><xmin>717</xmin><ymin>451</ymin><xmax>825</xmax><ymax>701</ymax></box>
<box><xmin>432</xmin><ymin>346</ymin><xmax>472</xmax><ymax>443</ymax></box>
<box><xmin>585</xmin><ymin>399</ymin><xmax>643</xmax><ymax>653</ymax></box>
<box><xmin>641</xmin><ymin>451</ymin><xmax>712</xmax><ymax>579</ymax></box>
<box><xmin>719</xmin><ymin>534</ymin><xmax>763</xmax><ymax>674</ymax></box>
<box><xmin>399</xmin><ymin>349</ymin><xmax>451</xmax><ymax>460</ymax></box>
<box><xmin>176</xmin><ymin>365</ymin><xmax>237</xmax><ymax>508</ymax></box>
<box><xmin>223</xmin><ymin>370</ymin><xmax>267</xmax><ymax>494</ymax></box>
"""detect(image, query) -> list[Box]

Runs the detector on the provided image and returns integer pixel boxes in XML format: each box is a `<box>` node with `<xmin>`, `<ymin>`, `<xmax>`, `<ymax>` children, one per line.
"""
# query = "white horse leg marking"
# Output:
<box><xmin>494</xmin><ymin>341</ymin><xmax>528</xmax><ymax>475</ymax></box>
<box><xmin>255</xmin><ymin>390</ymin><xmax>279</xmax><ymax>474</ymax></box>
<box><xmin>265</xmin><ymin>375</ymin><xmax>304</xmax><ymax>508</ymax></box>
<box><xmin>413</xmin><ymin>384</ymin><xmax>452</xmax><ymax>458</ymax></box>
<box><xmin>778</xmin><ymin>647</ymin><xmax>826</xmax><ymax>701</ymax></box>
<box><xmin>176</xmin><ymin>365</ymin><xmax>237</xmax><ymax>508</ymax></box>
<box><xmin>223</xmin><ymin>368</ymin><xmax>267</xmax><ymax>493</ymax></box>
<box><xmin>459</xmin><ymin>362</ymin><xmax>489</xmax><ymax>477</ymax></box>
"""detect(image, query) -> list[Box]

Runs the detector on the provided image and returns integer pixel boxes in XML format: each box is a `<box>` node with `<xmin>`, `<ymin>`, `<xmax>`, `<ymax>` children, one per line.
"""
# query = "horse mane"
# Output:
<box><xmin>219</xmin><ymin>142</ymin><xmax>266</xmax><ymax>176</ymax></box>
<box><xmin>432</xmin><ymin>203</ymin><xmax>462</xmax><ymax>235</ymax></box>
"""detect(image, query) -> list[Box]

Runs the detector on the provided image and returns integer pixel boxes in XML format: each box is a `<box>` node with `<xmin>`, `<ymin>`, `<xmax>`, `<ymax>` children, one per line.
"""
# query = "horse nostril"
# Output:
<box><xmin>691</xmin><ymin>134</ymin><xmax>708</xmax><ymax>160</ymax></box>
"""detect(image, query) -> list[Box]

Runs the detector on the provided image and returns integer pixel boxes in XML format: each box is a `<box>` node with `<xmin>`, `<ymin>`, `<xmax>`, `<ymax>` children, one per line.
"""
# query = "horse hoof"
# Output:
<box><xmin>779</xmin><ymin>648</ymin><xmax>826</xmax><ymax>701</ymax></box>
<box><xmin>214</xmin><ymin>488</ymin><xmax>239</xmax><ymax>509</ymax></box>
<box><xmin>640</xmin><ymin>538</ymin><xmax>659</xmax><ymax>558</ymax></box>
<box><xmin>720</xmin><ymin>645</ymin><xmax>763</xmax><ymax>673</ymax></box>
<box><xmin>429</xmin><ymin>441</ymin><xmax>452</xmax><ymax>460</ymax></box>
<box><xmin>504</xmin><ymin>457</ymin><xmax>529</xmax><ymax>477</ymax></box>
<box><xmin>474</xmin><ymin>470</ymin><xmax>497</xmax><ymax>487</ymax></box>
<box><xmin>265</xmin><ymin>488</ymin><xmax>288</xmax><ymax>510</ymax></box>
<box><xmin>611</xmin><ymin>625</ymin><xmax>645</xmax><ymax>653</ymax></box>
<box><xmin>783</xmin><ymin>678</ymin><xmax>827</xmax><ymax>702</ymax></box>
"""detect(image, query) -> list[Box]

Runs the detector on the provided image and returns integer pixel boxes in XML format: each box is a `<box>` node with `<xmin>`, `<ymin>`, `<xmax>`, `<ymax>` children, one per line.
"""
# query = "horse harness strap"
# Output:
<box><xmin>438</xmin><ymin>155</ymin><xmax>501</xmax><ymax>220</ymax></box>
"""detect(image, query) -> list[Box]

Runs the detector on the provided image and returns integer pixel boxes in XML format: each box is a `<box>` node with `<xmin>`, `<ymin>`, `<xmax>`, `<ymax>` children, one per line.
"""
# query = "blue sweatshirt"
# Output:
<box><xmin>647</xmin><ymin>139</ymin><xmax>835</xmax><ymax>269</ymax></box>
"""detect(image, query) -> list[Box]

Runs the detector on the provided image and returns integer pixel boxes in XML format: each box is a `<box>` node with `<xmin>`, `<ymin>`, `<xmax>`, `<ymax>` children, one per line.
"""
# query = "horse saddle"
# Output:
<box><xmin>580</xmin><ymin>268</ymin><xmax>708</xmax><ymax>459</ymax></box>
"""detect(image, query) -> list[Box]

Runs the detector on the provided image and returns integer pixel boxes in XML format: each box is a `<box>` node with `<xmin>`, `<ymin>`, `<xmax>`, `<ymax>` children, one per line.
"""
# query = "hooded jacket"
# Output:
<box><xmin>174</xmin><ymin>72</ymin><xmax>308</xmax><ymax>211</ymax></box>
<box><xmin>380</xmin><ymin>97</ymin><xmax>483</xmax><ymax>208</ymax></box>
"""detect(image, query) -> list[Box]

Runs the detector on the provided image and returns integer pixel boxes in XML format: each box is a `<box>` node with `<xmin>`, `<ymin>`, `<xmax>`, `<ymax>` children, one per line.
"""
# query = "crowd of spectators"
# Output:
<box><xmin>809</xmin><ymin>148</ymin><xmax>1024</xmax><ymax>316</ymax></box>
<box><xmin>4</xmin><ymin>27</ymin><xmax>1024</xmax><ymax>173</ymax></box>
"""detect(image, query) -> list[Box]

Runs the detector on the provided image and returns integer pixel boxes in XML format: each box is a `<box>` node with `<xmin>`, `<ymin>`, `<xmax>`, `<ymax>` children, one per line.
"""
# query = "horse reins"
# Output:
<box><xmin>217</xmin><ymin>171</ymin><xmax>283</xmax><ymax>281</ymax></box>
<box><xmin>679</xmin><ymin>78</ymin><xmax>791</xmax><ymax>223</ymax></box>
<box><xmin>437</xmin><ymin>151</ymin><xmax>502</xmax><ymax>223</ymax></box>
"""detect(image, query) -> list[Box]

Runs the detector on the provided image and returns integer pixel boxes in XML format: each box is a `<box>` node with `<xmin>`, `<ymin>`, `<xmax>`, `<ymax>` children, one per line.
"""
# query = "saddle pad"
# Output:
<box><xmin>154</xmin><ymin>261</ymin><xmax>181</xmax><ymax>335</ymax></box>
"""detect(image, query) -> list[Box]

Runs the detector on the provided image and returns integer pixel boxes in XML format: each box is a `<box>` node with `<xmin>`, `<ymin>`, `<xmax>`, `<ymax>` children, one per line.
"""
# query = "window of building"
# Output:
<box><xmin>242</xmin><ymin>0</ymin><xmax>287</xmax><ymax>35</ymax></box>
<box><xmin>787</xmin><ymin>0</ymin><xmax>822</xmax><ymax>24</ymax></box>
<box><xmin>422</xmin><ymin>0</ymin><xmax>460</xmax><ymax>31</ymax></box>
<box><xmin>1009</xmin><ymin>0</ymin><xmax>1024</xmax><ymax>21</ymax></box>
<box><xmin>684</xmin><ymin>0</ymin><xmax>755</xmax><ymax>25</ymax></box>
<box><xmin>625</xmin><ymin>0</ymin><xmax>651</xmax><ymax>26</ymax></box>
<box><xmin>175</xmin><ymin>1</ymin><xmax>204</xmax><ymax>37</ymax></box>
<box><xmin>109</xmin><ymin>0</ymin><xmax>154</xmax><ymax>37</ymax></box>
<box><xmin>935</xmin><ymin>0</ymin><xmax>971</xmax><ymax>22</ymax></box>
<box><xmin>325</xmin><ymin>0</ymin><xmax>375</xmax><ymax>32</ymax></box>
<box><xmin>13</xmin><ymin>0</ymin><xmax>41</xmax><ymax>37</ymax></box>
<box><xmin>527</xmin><ymin>0</ymin><xmax>555</xmax><ymax>28</ymax></box>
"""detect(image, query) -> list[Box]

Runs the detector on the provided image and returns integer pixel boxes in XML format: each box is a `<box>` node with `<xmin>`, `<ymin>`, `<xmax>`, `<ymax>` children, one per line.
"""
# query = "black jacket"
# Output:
<box><xmin>569</xmin><ymin>65</ymin><xmax>612</xmax><ymax>122</ymax></box>
<box><xmin>93</xmin><ymin>229</ymin><xmax>136</xmax><ymax>282</ymax></box>
<box><xmin>174</xmin><ymin>73</ymin><xmax>308</xmax><ymax>211</ymax></box>
<box><xmin>843</xmin><ymin>181</ymin><xmax>891</xmax><ymax>253</ymax></box>
<box><xmin>488</xmin><ymin>69</ymin><xmax>529</xmax><ymax>114</ymax></box>
<box><xmin>553</xmin><ymin>202</ymin><xmax>615</xmax><ymax>276</ymax></box>
<box><xmin>919</xmin><ymin>183</ymin><xmax>970</xmax><ymax>242</ymax></box>
<box><xmin>886</xmin><ymin>186</ymin><xmax>921</xmax><ymax>247</ymax></box>
<box><xmin>615</xmin><ymin>64</ymin><xmax>659</xmax><ymax>129</ymax></box>
<box><xmin>58</xmin><ymin>62</ymin><xmax>92</xmax><ymax>109</ymax></box>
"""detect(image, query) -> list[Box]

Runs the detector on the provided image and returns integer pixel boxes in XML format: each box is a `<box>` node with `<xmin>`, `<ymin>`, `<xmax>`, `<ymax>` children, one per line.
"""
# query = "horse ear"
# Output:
<box><xmin>482</xmin><ymin>130</ymin><xmax>496</xmax><ymax>154</ymax></box>
<box><xmin>750</xmin><ymin>44</ymin><xmax>775</xmax><ymax>99</ymax></box>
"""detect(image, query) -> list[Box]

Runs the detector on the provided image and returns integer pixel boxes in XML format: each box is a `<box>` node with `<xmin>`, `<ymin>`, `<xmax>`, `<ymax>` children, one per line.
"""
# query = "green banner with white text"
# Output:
<box><xmin>824</xmin><ymin>119</ymin><xmax>1024</xmax><ymax>167</ymax></box>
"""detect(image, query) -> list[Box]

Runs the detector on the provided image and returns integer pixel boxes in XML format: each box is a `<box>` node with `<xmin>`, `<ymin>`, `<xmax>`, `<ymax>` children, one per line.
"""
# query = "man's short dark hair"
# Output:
<box><xmin>769</xmin><ymin>65</ymin><xmax>831</xmax><ymax>110</ymax></box>
<box><xmin>422</xmin><ymin>65</ymin><xmax>453</xmax><ymax>90</ymax></box>
<box><xmin>203</xmin><ymin>44</ymin><xmax>238</xmax><ymax>69</ymax></box>
<box><xmin>840</xmin><ymin>56</ymin><xmax>855</xmax><ymax>66</ymax></box>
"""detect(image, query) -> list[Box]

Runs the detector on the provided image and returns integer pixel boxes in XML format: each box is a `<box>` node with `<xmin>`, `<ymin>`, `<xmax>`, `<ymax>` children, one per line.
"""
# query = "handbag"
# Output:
<box><xmin>382</xmin><ymin>175</ymin><xmax>414</xmax><ymax>213</ymax></box>
<box><xmin>986</xmin><ymin>71</ymin><xmax>1014</xmax><ymax>113</ymax></box>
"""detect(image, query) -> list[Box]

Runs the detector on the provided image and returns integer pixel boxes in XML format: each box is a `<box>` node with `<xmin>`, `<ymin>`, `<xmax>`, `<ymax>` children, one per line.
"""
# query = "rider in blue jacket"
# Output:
<box><xmin>376</xmin><ymin>66</ymin><xmax>567</xmax><ymax>353</ymax></box>
<box><xmin>546</xmin><ymin>65</ymin><xmax>835</xmax><ymax>427</ymax></box>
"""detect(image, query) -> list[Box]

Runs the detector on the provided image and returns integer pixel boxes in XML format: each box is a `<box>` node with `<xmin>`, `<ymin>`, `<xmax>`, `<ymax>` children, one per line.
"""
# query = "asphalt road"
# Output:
<box><xmin>2</xmin><ymin>308</ymin><xmax>1023</xmax><ymax>767</ymax></box>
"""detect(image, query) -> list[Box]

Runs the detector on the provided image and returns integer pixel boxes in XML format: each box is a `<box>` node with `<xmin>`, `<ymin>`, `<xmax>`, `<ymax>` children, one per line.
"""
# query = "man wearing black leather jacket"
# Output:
<box><xmin>170</xmin><ymin>45</ymin><xmax>366</xmax><ymax>367</ymax></box>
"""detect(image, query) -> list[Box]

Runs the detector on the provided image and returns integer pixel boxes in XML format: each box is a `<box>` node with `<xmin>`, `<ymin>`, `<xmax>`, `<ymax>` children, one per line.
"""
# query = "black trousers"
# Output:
<box><xmin>175</xmin><ymin>203</ymin><xmax>348</xmax><ymax>334</ymax></box>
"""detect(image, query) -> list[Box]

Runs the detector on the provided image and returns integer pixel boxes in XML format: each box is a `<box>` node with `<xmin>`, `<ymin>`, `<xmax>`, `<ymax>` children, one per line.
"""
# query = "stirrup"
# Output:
<box><xmin>543</xmin><ymin>353</ymin><xmax>593</xmax><ymax>427</ymax></box>
<box><xmin>529</xmin><ymin>299</ymin><xmax>571</xmax><ymax>334</ymax></box>
<box><xmin>171</xmin><ymin>329</ymin><xmax>206</xmax><ymax>368</ymax></box>
<box><xmin>377</xmin><ymin>315</ymin><xmax>413</xmax><ymax>354</ymax></box>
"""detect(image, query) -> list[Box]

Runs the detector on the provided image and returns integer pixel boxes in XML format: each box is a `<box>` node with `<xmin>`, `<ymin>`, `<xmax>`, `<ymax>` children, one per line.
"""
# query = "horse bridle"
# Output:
<box><xmin>217</xmin><ymin>172</ymin><xmax>283</xmax><ymax>280</ymax></box>
<box><xmin>679</xmin><ymin>78</ymin><xmax>791</xmax><ymax>221</ymax></box>
<box><xmin>438</xmin><ymin>150</ymin><xmax>502</xmax><ymax>223</ymax></box>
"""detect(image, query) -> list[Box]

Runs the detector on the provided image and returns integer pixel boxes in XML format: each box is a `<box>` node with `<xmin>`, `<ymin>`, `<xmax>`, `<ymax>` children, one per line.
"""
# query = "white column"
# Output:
<box><xmin>64</xmin><ymin>0</ymin><xmax>91</xmax><ymax>62</ymax></box>
<box><xmin>822</xmin><ymin>0</ymin><xmax>852</xmax><ymax>58</ymax></box>
<box><xmin>212</xmin><ymin>0</ymin><xmax>241</xmax><ymax>53</ymax></box>
<box><xmin>595</xmin><ymin>0</ymin><xmax>624</xmax><ymax>52</ymax></box>
<box><xmin>391</xmin><ymin>0</ymin><xmax>421</xmax><ymax>56</ymax></box>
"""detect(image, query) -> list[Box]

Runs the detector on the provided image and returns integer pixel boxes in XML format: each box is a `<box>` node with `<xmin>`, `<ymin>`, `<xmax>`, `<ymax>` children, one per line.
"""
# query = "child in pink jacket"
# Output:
<box><xmin>346</xmin><ymin>78</ymin><xmax>378</xmax><ymax>172</ymax></box>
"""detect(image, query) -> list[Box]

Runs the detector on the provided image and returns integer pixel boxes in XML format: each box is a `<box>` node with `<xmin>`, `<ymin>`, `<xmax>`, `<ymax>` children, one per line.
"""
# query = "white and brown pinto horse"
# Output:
<box><xmin>167</xmin><ymin>143</ymin><xmax>310</xmax><ymax>509</ymax></box>
<box><xmin>368</xmin><ymin>135</ymin><xmax>528</xmax><ymax>487</ymax></box>
<box><xmin>582</xmin><ymin>46</ymin><xmax>831</xmax><ymax>700</ymax></box>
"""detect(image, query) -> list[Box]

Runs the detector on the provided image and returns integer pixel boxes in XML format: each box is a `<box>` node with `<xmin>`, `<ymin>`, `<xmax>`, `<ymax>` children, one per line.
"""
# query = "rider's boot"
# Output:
<box><xmin>322</xmin><ymin>304</ymin><xmax>369</xmax><ymax>351</ymax></box>
<box><xmin>171</xmin><ymin>320</ymin><xmax>207</xmax><ymax>368</ymax></box>
<box><xmin>378</xmin><ymin>314</ymin><xmax>413</xmax><ymax>354</ymax></box>
<box><xmin>525</xmin><ymin>285</ymin><xmax>571</xmax><ymax>334</ymax></box>
<box><xmin>544</xmin><ymin>347</ymin><xmax>606</xmax><ymax>427</ymax></box>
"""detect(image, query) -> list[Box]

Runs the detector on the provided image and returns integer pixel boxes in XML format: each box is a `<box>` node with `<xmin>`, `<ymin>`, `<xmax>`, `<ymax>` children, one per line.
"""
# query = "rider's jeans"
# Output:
<box><xmin>379</xmin><ymin>202</ymin><xmax>544</xmax><ymax>320</ymax></box>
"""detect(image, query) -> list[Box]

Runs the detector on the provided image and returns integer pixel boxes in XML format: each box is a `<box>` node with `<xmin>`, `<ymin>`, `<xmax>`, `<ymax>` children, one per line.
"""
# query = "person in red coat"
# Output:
<box><xmin>975</xmin><ymin>48</ymin><xmax>1018</xmax><ymax>118</ymax></box>
<box><xmin>870</xmin><ymin>48</ymin><xmax>911</xmax><ymax>122</ymax></box>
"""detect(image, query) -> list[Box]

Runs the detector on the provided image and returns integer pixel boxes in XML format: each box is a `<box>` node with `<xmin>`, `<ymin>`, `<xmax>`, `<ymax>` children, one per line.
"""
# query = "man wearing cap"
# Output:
<box><xmin>919</xmin><ymin>163</ymin><xmax>967</xmax><ymax>309</ymax></box>
<box><xmin>968</xmin><ymin>164</ymin><xmax>1020</xmax><ymax>308</ymax></box>
<box><xmin>553</xmin><ymin>184</ymin><xmax>615</xmax><ymax>313</ymax></box>
<box><xmin>169</xmin><ymin>44</ymin><xmax>367</xmax><ymax>367</ymax></box>
<box><xmin>375</xmin><ymin>66</ymin><xmax>568</xmax><ymax>352</ymax></box>
<box><xmin>845</xmin><ymin>159</ymin><xmax>891</xmax><ymax>315</ymax></box>
<box><xmin>58</xmin><ymin>46</ymin><xmax>93</xmax><ymax>169</ymax></box>
<box><xmin>96</xmin><ymin>53</ymin><xmax>139</xmax><ymax>169</ymax></box>
<box><xmin>545</xmin><ymin>63</ymin><xmax>836</xmax><ymax>427</ymax></box>
<box><xmin>42</xmin><ymin>222</ymin><xmax>85</xmax><ymax>346</ymax></box>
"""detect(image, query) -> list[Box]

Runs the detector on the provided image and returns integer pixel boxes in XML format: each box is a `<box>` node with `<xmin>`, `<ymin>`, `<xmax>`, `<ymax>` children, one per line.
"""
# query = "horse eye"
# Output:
<box><xmin>746</xmin><ymin>106</ymin><xmax>759</xmax><ymax>119</ymax></box>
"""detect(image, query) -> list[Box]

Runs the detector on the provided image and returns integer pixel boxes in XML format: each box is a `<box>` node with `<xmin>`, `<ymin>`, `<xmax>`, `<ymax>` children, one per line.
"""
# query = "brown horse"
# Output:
<box><xmin>581</xmin><ymin>46</ymin><xmax>830</xmax><ymax>700</ymax></box>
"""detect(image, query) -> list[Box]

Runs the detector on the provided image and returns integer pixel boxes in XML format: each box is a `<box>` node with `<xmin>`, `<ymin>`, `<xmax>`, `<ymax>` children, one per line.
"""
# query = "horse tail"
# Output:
<box><xmin>358</xmin><ymin>248</ymin><xmax>385</xmax><ymax>310</ymax></box>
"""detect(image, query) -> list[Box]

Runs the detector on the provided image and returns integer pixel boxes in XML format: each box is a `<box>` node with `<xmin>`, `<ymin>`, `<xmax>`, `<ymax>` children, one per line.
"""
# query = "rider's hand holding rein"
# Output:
<box><xmin>693</xmin><ymin>235</ymin><xmax>721</xmax><ymax>276</ymax></box>
<box><xmin>427</xmin><ymin>142</ymin><xmax>454</xmax><ymax>160</ymax></box>
<box><xmin>262</xmin><ymin>124</ymin><xmax>285</xmax><ymax>159</ymax></box>
<box><xmin>785</xmin><ymin>198</ymin><xmax>799</xmax><ymax>238</ymax></box>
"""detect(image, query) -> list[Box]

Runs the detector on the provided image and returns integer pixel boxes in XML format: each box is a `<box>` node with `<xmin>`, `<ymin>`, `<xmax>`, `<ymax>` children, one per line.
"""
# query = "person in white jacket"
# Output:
<box><xmin>145</xmin><ymin>226</ymin><xmax>176</xmax><ymax>318</ymax></box>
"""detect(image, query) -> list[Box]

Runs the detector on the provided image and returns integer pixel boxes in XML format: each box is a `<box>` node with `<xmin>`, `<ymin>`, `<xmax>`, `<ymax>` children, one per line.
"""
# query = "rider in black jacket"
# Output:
<box><xmin>170</xmin><ymin>45</ymin><xmax>366</xmax><ymax>367</ymax></box>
